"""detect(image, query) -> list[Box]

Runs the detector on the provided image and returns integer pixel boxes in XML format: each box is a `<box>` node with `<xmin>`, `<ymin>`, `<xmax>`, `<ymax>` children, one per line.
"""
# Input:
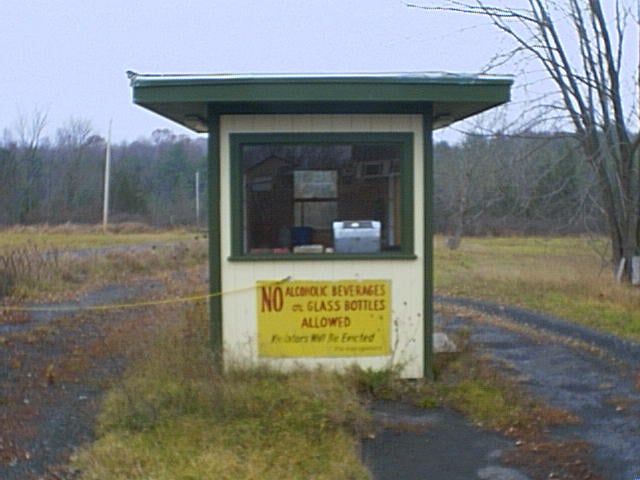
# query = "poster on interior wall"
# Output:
<box><xmin>257</xmin><ymin>279</ymin><xmax>391</xmax><ymax>357</ymax></box>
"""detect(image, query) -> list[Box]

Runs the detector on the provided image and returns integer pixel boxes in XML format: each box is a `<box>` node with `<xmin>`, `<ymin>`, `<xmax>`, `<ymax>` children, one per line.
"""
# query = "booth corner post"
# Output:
<box><xmin>207</xmin><ymin>111</ymin><xmax>224</xmax><ymax>370</ymax></box>
<box><xmin>423</xmin><ymin>112</ymin><xmax>435</xmax><ymax>381</ymax></box>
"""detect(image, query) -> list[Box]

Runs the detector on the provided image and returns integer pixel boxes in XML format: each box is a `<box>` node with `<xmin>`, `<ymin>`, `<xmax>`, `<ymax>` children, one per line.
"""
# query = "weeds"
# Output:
<box><xmin>422</xmin><ymin>347</ymin><xmax>579</xmax><ymax>439</ymax></box>
<box><xmin>343</xmin><ymin>364</ymin><xmax>409</xmax><ymax>400</ymax></box>
<box><xmin>0</xmin><ymin>223</ymin><xmax>199</xmax><ymax>300</ymax></box>
<box><xmin>0</xmin><ymin>238</ymin><xmax>207</xmax><ymax>301</ymax></box>
<box><xmin>8</xmin><ymin>232</ymin><xmax>612</xmax><ymax>477</ymax></box>
<box><xmin>74</xmin><ymin>302</ymin><xmax>372</xmax><ymax>480</ymax></box>
<box><xmin>344</xmin><ymin>330</ymin><xmax>577</xmax><ymax>441</ymax></box>
<box><xmin>434</xmin><ymin>235</ymin><xmax>640</xmax><ymax>342</ymax></box>
<box><xmin>0</xmin><ymin>242</ymin><xmax>61</xmax><ymax>298</ymax></box>
<box><xmin>0</xmin><ymin>222</ymin><xmax>192</xmax><ymax>249</ymax></box>
<box><xmin>503</xmin><ymin>440</ymin><xmax>603</xmax><ymax>480</ymax></box>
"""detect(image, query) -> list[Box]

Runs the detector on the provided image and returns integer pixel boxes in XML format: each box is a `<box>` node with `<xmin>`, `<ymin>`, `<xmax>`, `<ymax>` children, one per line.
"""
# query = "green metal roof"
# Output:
<box><xmin>128</xmin><ymin>72</ymin><xmax>513</xmax><ymax>132</ymax></box>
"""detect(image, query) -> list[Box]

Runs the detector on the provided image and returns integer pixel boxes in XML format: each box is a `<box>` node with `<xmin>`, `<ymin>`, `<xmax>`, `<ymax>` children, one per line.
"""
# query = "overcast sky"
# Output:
<box><xmin>0</xmin><ymin>0</ymin><xmax>565</xmax><ymax>144</ymax></box>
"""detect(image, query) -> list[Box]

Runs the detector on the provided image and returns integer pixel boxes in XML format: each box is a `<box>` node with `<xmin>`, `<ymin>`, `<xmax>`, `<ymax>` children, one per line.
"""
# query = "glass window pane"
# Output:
<box><xmin>294</xmin><ymin>171</ymin><xmax>337</xmax><ymax>199</ymax></box>
<box><xmin>239</xmin><ymin>136</ymin><xmax>407</xmax><ymax>255</ymax></box>
<box><xmin>294</xmin><ymin>201</ymin><xmax>338</xmax><ymax>229</ymax></box>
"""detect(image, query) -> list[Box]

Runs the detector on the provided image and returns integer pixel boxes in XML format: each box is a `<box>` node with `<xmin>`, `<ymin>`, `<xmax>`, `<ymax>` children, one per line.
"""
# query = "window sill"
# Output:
<box><xmin>228</xmin><ymin>252</ymin><xmax>418</xmax><ymax>262</ymax></box>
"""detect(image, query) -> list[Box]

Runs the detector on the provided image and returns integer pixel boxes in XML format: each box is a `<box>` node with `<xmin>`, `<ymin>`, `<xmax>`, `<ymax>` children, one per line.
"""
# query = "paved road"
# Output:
<box><xmin>362</xmin><ymin>400</ymin><xmax>530</xmax><ymax>480</ymax></box>
<box><xmin>365</xmin><ymin>297</ymin><xmax>640</xmax><ymax>480</ymax></box>
<box><xmin>454</xmin><ymin>297</ymin><xmax>639</xmax><ymax>479</ymax></box>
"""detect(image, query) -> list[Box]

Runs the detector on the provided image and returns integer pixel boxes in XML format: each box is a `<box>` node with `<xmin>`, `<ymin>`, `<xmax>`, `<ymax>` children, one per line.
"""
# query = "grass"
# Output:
<box><xmin>7</xmin><ymin>228</ymin><xmax>637</xmax><ymax>340</ymax></box>
<box><xmin>343</xmin><ymin>337</ymin><xmax>578</xmax><ymax>443</ymax></box>
<box><xmin>0</xmin><ymin>225</ymin><xmax>207</xmax><ymax>299</ymax></box>
<box><xmin>427</xmin><ymin>353</ymin><xmax>578</xmax><ymax>438</ymax></box>
<box><xmin>73</xmin><ymin>303</ymin><xmax>372</xmax><ymax>480</ymax></box>
<box><xmin>434</xmin><ymin>235</ymin><xmax>640</xmax><ymax>342</ymax></box>
<box><xmin>0</xmin><ymin>223</ymin><xmax>196</xmax><ymax>250</ymax></box>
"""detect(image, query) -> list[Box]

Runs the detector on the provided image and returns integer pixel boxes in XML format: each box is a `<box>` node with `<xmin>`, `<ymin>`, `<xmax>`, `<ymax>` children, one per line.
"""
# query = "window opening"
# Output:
<box><xmin>234</xmin><ymin>134</ymin><xmax>412</xmax><ymax>257</ymax></box>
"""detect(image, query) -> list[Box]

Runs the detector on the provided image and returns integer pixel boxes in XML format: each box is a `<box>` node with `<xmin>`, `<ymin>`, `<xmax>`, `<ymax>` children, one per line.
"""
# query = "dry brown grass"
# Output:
<box><xmin>73</xmin><ymin>301</ymin><xmax>372</xmax><ymax>480</ymax></box>
<box><xmin>0</xmin><ymin>223</ymin><xmax>194</xmax><ymax>252</ymax></box>
<box><xmin>435</xmin><ymin>235</ymin><xmax>640</xmax><ymax>341</ymax></box>
<box><xmin>0</xmin><ymin>229</ymin><xmax>198</xmax><ymax>301</ymax></box>
<box><xmin>0</xmin><ymin>222</ymin><xmax>162</xmax><ymax>235</ymax></box>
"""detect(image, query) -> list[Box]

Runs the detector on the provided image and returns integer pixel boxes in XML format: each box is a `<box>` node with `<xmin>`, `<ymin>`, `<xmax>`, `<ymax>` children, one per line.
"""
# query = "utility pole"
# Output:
<box><xmin>102</xmin><ymin>120</ymin><xmax>112</xmax><ymax>233</ymax></box>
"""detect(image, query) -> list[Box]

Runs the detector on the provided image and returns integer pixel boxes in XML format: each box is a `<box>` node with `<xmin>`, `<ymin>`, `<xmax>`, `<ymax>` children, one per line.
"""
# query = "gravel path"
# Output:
<box><xmin>0</xmin><ymin>279</ymin><xmax>165</xmax><ymax>479</ymax></box>
<box><xmin>437</xmin><ymin>296</ymin><xmax>640</xmax><ymax>480</ymax></box>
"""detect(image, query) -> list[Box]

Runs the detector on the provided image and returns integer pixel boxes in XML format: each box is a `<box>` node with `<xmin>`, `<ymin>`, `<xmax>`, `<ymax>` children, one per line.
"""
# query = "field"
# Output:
<box><xmin>0</xmin><ymin>224</ymin><xmax>202</xmax><ymax>299</ymax></box>
<box><xmin>0</xmin><ymin>223</ymin><xmax>196</xmax><ymax>250</ymax></box>
<box><xmin>434</xmin><ymin>235</ymin><xmax>640</xmax><ymax>342</ymax></box>
<box><xmin>3</xmin><ymin>229</ymin><xmax>639</xmax><ymax>478</ymax></box>
<box><xmin>73</xmin><ymin>307</ymin><xmax>372</xmax><ymax>480</ymax></box>
<box><xmin>5</xmin><ymin>227</ymin><xmax>635</xmax><ymax>341</ymax></box>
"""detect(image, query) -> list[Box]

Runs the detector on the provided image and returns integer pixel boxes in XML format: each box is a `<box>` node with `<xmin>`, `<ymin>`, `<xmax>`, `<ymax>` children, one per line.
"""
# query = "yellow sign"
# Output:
<box><xmin>257</xmin><ymin>280</ymin><xmax>391</xmax><ymax>357</ymax></box>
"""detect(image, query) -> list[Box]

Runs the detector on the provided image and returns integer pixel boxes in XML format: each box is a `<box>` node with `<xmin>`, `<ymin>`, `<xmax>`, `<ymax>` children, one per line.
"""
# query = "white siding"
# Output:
<box><xmin>219</xmin><ymin>114</ymin><xmax>425</xmax><ymax>378</ymax></box>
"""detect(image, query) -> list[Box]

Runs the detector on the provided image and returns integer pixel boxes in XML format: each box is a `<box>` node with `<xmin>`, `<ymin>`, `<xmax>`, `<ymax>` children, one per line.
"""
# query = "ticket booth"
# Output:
<box><xmin>129</xmin><ymin>72</ymin><xmax>512</xmax><ymax>378</ymax></box>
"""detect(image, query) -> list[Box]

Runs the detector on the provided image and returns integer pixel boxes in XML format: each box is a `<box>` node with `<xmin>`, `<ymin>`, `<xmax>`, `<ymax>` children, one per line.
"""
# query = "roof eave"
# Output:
<box><xmin>129</xmin><ymin>72</ymin><xmax>513</xmax><ymax>133</ymax></box>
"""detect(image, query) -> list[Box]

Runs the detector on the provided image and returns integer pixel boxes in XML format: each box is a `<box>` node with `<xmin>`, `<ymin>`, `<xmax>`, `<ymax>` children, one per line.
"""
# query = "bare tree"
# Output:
<box><xmin>435</xmin><ymin>128</ymin><xmax>601</xmax><ymax>242</ymax></box>
<box><xmin>54</xmin><ymin>118</ymin><xmax>101</xmax><ymax>222</ymax></box>
<box><xmin>14</xmin><ymin>109</ymin><xmax>48</xmax><ymax>222</ymax></box>
<box><xmin>411</xmin><ymin>0</ymin><xmax>640</xmax><ymax>275</ymax></box>
<box><xmin>435</xmin><ymin>134</ymin><xmax>506</xmax><ymax>248</ymax></box>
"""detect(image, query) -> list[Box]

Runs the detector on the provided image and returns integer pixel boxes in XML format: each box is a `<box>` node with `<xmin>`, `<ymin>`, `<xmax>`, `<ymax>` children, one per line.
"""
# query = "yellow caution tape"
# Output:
<box><xmin>0</xmin><ymin>284</ymin><xmax>261</xmax><ymax>313</ymax></box>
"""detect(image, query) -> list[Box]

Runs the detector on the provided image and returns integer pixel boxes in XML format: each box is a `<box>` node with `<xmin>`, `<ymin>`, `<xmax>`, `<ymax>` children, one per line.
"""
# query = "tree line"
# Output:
<box><xmin>434</xmin><ymin>132</ymin><xmax>605</xmax><ymax>246</ymax></box>
<box><xmin>0</xmin><ymin>116</ymin><xmax>207</xmax><ymax>227</ymax></box>
<box><xmin>1</xmin><ymin>113</ymin><xmax>607</xmax><ymax>239</ymax></box>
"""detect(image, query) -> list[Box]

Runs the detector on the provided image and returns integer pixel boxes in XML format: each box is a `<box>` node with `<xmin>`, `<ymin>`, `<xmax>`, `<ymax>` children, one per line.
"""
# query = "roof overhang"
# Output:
<box><xmin>129</xmin><ymin>72</ymin><xmax>513</xmax><ymax>133</ymax></box>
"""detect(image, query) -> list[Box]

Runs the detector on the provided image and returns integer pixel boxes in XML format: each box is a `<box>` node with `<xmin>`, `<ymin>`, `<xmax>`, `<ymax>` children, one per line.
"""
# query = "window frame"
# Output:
<box><xmin>229</xmin><ymin>132</ymin><xmax>416</xmax><ymax>261</ymax></box>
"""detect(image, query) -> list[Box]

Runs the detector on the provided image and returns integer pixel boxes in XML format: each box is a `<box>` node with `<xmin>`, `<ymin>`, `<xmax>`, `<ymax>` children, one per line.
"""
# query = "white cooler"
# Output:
<box><xmin>332</xmin><ymin>220</ymin><xmax>381</xmax><ymax>253</ymax></box>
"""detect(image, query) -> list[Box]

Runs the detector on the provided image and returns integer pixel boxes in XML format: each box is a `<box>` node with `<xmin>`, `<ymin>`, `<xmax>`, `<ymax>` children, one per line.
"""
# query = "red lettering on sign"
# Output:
<box><xmin>261</xmin><ymin>286</ymin><xmax>284</xmax><ymax>312</ymax></box>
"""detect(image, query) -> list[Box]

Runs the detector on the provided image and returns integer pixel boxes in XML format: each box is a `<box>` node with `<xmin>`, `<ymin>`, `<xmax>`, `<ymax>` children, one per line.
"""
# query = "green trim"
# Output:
<box><xmin>133</xmin><ymin>82</ymin><xmax>511</xmax><ymax>105</ymax></box>
<box><xmin>132</xmin><ymin>102</ymin><xmax>501</xmax><ymax>134</ymax></box>
<box><xmin>229</xmin><ymin>138</ymin><xmax>244</xmax><ymax>258</ymax></box>
<box><xmin>229</xmin><ymin>132</ymin><xmax>415</xmax><ymax>259</ymax></box>
<box><xmin>228</xmin><ymin>253</ymin><xmax>418</xmax><ymax>262</ymax></box>
<box><xmin>207</xmin><ymin>111</ymin><xmax>223</xmax><ymax>368</ymax></box>
<box><xmin>422</xmin><ymin>112</ymin><xmax>434</xmax><ymax>381</ymax></box>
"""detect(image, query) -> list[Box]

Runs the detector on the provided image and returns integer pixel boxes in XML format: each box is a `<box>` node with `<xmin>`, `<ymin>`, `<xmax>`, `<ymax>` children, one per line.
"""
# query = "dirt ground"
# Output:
<box><xmin>1</xmin><ymin>274</ymin><xmax>640</xmax><ymax>479</ymax></box>
<box><xmin>0</xmin><ymin>277</ymin><xmax>172</xmax><ymax>479</ymax></box>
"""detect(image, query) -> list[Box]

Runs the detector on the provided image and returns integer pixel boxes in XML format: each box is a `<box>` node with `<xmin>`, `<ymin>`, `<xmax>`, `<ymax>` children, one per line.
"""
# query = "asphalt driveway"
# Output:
<box><xmin>364</xmin><ymin>297</ymin><xmax>640</xmax><ymax>480</ymax></box>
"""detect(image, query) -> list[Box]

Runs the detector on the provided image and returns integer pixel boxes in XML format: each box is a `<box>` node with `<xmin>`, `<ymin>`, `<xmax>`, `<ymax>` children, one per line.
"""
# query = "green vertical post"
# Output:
<box><xmin>423</xmin><ymin>111</ymin><xmax>434</xmax><ymax>381</ymax></box>
<box><xmin>207</xmin><ymin>110</ymin><xmax>223</xmax><ymax>369</ymax></box>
